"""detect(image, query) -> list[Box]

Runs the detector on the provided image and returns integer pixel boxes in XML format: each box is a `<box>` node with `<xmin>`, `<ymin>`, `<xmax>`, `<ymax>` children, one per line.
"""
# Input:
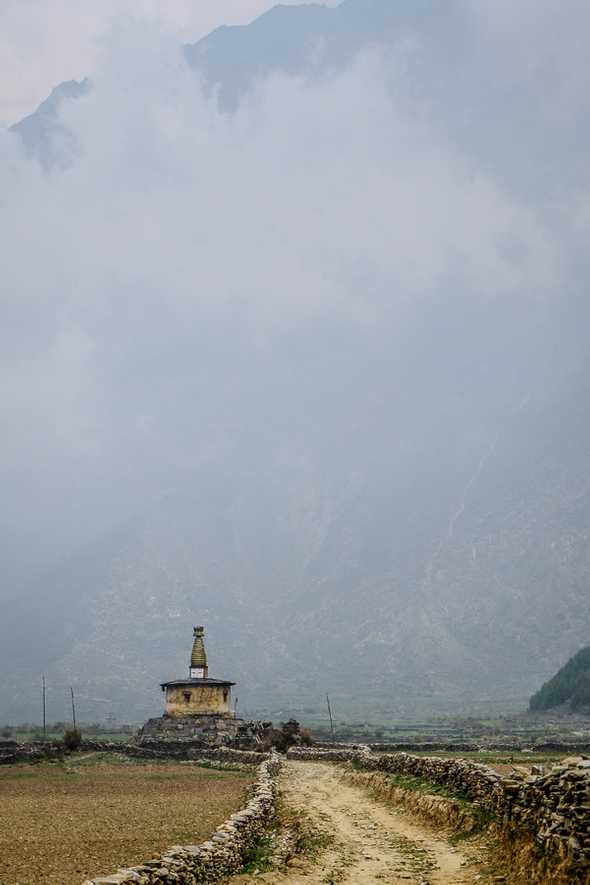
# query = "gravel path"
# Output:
<box><xmin>255</xmin><ymin>760</ymin><xmax>487</xmax><ymax>884</ymax></box>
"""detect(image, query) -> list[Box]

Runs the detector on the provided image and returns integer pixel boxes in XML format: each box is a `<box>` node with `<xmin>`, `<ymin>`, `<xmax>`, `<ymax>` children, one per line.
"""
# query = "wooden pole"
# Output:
<box><xmin>42</xmin><ymin>675</ymin><xmax>46</xmax><ymax>740</ymax></box>
<box><xmin>70</xmin><ymin>687</ymin><xmax>77</xmax><ymax>730</ymax></box>
<box><xmin>326</xmin><ymin>694</ymin><xmax>335</xmax><ymax>743</ymax></box>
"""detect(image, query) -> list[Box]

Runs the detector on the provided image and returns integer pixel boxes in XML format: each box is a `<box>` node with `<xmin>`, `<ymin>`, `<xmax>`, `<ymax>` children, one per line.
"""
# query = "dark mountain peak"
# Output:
<box><xmin>184</xmin><ymin>0</ymin><xmax>463</xmax><ymax>108</ymax></box>
<box><xmin>12</xmin><ymin>1</ymin><xmax>464</xmax><ymax>156</ymax></box>
<box><xmin>184</xmin><ymin>2</ymin><xmax>336</xmax><ymax>103</ymax></box>
<box><xmin>13</xmin><ymin>78</ymin><xmax>90</xmax><ymax>129</ymax></box>
<box><xmin>11</xmin><ymin>77</ymin><xmax>91</xmax><ymax>164</ymax></box>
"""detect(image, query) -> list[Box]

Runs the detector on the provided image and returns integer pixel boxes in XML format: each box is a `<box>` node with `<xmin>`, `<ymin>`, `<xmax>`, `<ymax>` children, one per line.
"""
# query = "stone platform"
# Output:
<box><xmin>138</xmin><ymin>714</ymin><xmax>269</xmax><ymax>749</ymax></box>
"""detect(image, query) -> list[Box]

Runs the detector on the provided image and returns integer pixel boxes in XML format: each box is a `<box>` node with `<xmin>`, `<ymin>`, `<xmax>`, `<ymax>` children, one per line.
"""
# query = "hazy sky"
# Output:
<box><xmin>2</xmin><ymin>0</ymin><xmax>590</xmax><ymax>725</ymax></box>
<box><xmin>0</xmin><ymin>0</ymin><xmax>337</xmax><ymax>124</ymax></box>
<box><xmin>1</xmin><ymin>0</ymin><xmax>589</xmax><ymax>596</ymax></box>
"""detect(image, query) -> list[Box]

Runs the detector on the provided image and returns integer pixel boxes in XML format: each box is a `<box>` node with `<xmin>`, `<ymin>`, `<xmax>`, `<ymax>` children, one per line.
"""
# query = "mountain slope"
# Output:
<box><xmin>184</xmin><ymin>0</ymin><xmax>462</xmax><ymax>107</ymax></box>
<box><xmin>530</xmin><ymin>646</ymin><xmax>590</xmax><ymax>713</ymax></box>
<box><xmin>10</xmin><ymin>79</ymin><xmax>90</xmax><ymax>165</ymax></box>
<box><xmin>3</xmin><ymin>295</ymin><xmax>590</xmax><ymax>723</ymax></box>
<box><xmin>11</xmin><ymin>0</ymin><xmax>465</xmax><ymax>154</ymax></box>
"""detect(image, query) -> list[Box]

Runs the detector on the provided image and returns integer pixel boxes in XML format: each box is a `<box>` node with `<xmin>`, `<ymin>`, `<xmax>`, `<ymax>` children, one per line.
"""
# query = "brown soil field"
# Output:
<box><xmin>0</xmin><ymin>753</ymin><xmax>254</xmax><ymax>885</ymax></box>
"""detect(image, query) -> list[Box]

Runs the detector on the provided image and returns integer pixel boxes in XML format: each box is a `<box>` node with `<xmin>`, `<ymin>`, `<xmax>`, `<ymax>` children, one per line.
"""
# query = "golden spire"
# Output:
<box><xmin>190</xmin><ymin>626</ymin><xmax>208</xmax><ymax>678</ymax></box>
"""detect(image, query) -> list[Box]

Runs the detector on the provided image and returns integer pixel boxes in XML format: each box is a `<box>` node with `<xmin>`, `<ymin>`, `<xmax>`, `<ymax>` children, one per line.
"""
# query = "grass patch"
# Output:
<box><xmin>296</xmin><ymin>826</ymin><xmax>333</xmax><ymax>859</ymax></box>
<box><xmin>242</xmin><ymin>834</ymin><xmax>274</xmax><ymax>873</ymax></box>
<box><xmin>357</xmin><ymin>766</ymin><xmax>497</xmax><ymax>838</ymax></box>
<box><xmin>382</xmin><ymin>771</ymin><xmax>473</xmax><ymax>806</ymax></box>
<box><xmin>448</xmin><ymin>809</ymin><xmax>496</xmax><ymax>844</ymax></box>
<box><xmin>276</xmin><ymin>793</ymin><xmax>332</xmax><ymax>861</ymax></box>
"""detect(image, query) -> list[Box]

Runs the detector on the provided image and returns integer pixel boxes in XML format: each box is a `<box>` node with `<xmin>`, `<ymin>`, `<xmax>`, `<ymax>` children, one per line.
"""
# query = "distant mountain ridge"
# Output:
<box><xmin>10</xmin><ymin>0</ymin><xmax>463</xmax><ymax>155</ymax></box>
<box><xmin>10</xmin><ymin>78</ymin><xmax>91</xmax><ymax>164</ymax></box>
<box><xmin>184</xmin><ymin>0</ymin><xmax>462</xmax><ymax>107</ymax></box>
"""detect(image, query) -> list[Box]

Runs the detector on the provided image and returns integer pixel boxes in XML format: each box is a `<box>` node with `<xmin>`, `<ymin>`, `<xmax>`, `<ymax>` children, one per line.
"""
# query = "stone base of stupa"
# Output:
<box><xmin>138</xmin><ymin>713</ymin><xmax>268</xmax><ymax>748</ymax></box>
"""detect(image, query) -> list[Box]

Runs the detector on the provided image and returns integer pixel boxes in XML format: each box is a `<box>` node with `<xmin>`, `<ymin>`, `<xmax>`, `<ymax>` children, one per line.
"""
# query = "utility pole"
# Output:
<box><xmin>42</xmin><ymin>675</ymin><xmax>46</xmax><ymax>740</ymax></box>
<box><xmin>70</xmin><ymin>687</ymin><xmax>77</xmax><ymax>730</ymax></box>
<box><xmin>326</xmin><ymin>694</ymin><xmax>335</xmax><ymax>743</ymax></box>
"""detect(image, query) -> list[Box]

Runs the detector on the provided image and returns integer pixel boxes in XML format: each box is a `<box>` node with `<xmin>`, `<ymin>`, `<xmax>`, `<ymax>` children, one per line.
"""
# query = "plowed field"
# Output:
<box><xmin>0</xmin><ymin>754</ymin><xmax>253</xmax><ymax>885</ymax></box>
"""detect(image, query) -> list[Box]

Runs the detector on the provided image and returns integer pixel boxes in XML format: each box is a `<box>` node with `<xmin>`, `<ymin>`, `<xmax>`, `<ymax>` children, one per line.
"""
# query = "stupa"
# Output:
<box><xmin>139</xmin><ymin>625</ymin><xmax>262</xmax><ymax>746</ymax></box>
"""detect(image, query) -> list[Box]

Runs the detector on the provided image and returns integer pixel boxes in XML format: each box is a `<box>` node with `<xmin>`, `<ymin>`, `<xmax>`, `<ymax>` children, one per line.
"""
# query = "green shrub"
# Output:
<box><xmin>63</xmin><ymin>728</ymin><xmax>82</xmax><ymax>750</ymax></box>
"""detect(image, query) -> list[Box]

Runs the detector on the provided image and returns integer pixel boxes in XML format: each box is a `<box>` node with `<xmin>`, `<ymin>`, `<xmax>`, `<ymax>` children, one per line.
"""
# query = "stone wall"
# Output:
<box><xmin>366</xmin><ymin>740</ymin><xmax>590</xmax><ymax>754</ymax></box>
<box><xmin>82</xmin><ymin>752</ymin><xmax>282</xmax><ymax>885</ymax></box>
<box><xmin>82</xmin><ymin>740</ymin><xmax>268</xmax><ymax>765</ymax></box>
<box><xmin>138</xmin><ymin>715</ymin><xmax>268</xmax><ymax>749</ymax></box>
<box><xmin>287</xmin><ymin>746</ymin><xmax>590</xmax><ymax>879</ymax></box>
<box><xmin>0</xmin><ymin>740</ymin><xmax>268</xmax><ymax>767</ymax></box>
<box><xmin>0</xmin><ymin>741</ymin><xmax>66</xmax><ymax>765</ymax></box>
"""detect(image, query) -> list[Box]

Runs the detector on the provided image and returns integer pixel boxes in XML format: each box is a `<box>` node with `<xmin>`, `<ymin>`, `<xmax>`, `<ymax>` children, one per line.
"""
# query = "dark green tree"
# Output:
<box><xmin>530</xmin><ymin>645</ymin><xmax>590</xmax><ymax>712</ymax></box>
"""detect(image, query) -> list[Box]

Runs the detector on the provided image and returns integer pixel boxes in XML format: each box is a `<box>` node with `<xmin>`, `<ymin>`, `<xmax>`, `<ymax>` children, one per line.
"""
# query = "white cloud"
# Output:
<box><xmin>0</xmin><ymin>0</ymin><xmax>336</xmax><ymax>124</ymax></box>
<box><xmin>0</xmin><ymin>2</ymin><xmax>588</xmax><ymax>590</ymax></box>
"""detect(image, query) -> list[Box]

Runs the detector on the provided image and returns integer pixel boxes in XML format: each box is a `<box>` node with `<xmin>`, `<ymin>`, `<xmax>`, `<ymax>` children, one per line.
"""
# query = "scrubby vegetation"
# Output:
<box><xmin>261</xmin><ymin>719</ymin><xmax>304</xmax><ymax>753</ymax></box>
<box><xmin>530</xmin><ymin>645</ymin><xmax>590</xmax><ymax>712</ymax></box>
<box><xmin>62</xmin><ymin>727</ymin><xmax>82</xmax><ymax>750</ymax></box>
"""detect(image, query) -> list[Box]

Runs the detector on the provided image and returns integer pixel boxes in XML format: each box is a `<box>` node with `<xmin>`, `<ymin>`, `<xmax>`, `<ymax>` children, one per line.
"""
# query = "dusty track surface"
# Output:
<box><xmin>251</xmin><ymin>761</ymin><xmax>486</xmax><ymax>884</ymax></box>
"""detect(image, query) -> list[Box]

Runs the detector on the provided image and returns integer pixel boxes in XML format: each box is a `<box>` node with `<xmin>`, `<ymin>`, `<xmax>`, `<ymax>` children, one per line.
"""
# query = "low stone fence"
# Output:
<box><xmin>287</xmin><ymin>746</ymin><xmax>590</xmax><ymax>878</ymax></box>
<box><xmin>0</xmin><ymin>742</ymin><xmax>66</xmax><ymax>765</ymax></box>
<box><xmin>82</xmin><ymin>751</ymin><xmax>282</xmax><ymax>885</ymax></box>
<box><xmin>81</xmin><ymin>741</ymin><xmax>268</xmax><ymax>765</ymax></box>
<box><xmin>311</xmin><ymin>739</ymin><xmax>590</xmax><ymax>753</ymax></box>
<box><xmin>0</xmin><ymin>740</ymin><xmax>267</xmax><ymax>767</ymax></box>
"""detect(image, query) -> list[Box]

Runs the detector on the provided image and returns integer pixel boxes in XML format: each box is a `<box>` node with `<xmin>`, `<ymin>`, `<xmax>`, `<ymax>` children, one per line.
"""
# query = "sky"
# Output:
<box><xmin>0</xmin><ymin>0</ymin><xmax>337</xmax><ymax>125</ymax></box>
<box><xmin>1</xmin><ymin>0</ymin><xmax>590</xmax><ymax>721</ymax></box>
<box><xmin>1</xmin><ymin>0</ymin><xmax>589</xmax><ymax>592</ymax></box>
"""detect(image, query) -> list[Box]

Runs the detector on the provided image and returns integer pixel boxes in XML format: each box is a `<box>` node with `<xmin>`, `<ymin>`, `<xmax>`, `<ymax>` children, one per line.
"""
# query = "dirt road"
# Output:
<box><xmin>254</xmin><ymin>760</ymin><xmax>487</xmax><ymax>884</ymax></box>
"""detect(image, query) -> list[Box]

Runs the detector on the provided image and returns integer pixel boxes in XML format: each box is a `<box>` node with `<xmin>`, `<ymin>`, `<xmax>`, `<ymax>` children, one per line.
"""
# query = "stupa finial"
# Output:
<box><xmin>190</xmin><ymin>625</ymin><xmax>208</xmax><ymax>678</ymax></box>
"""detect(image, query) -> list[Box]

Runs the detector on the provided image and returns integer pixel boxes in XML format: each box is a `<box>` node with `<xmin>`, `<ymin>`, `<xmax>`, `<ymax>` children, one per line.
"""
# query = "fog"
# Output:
<box><xmin>1</xmin><ymin>0</ymin><xmax>590</xmax><ymax>719</ymax></box>
<box><xmin>0</xmin><ymin>0</ymin><xmax>338</xmax><ymax>123</ymax></box>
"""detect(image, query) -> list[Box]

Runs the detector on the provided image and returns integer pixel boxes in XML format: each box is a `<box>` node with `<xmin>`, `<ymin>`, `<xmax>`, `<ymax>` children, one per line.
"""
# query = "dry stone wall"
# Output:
<box><xmin>0</xmin><ymin>741</ymin><xmax>66</xmax><ymax>765</ymax></box>
<box><xmin>0</xmin><ymin>740</ymin><xmax>267</xmax><ymax>766</ymax></box>
<box><xmin>82</xmin><ymin>751</ymin><xmax>282</xmax><ymax>885</ymax></box>
<box><xmin>138</xmin><ymin>716</ymin><xmax>268</xmax><ymax>749</ymax></box>
<box><xmin>81</xmin><ymin>741</ymin><xmax>268</xmax><ymax>765</ymax></box>
<box><xmin>288</xmin><ymin>746</ymin><xmax>590</xmax><ymax>878</ymax></box>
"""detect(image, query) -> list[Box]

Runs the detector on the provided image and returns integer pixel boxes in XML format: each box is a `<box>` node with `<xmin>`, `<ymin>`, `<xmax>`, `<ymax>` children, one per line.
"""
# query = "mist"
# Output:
<box><xmin>1</xmin><ymin>0</ymin><xmax>590</xmax><ymax>722</ymax></box>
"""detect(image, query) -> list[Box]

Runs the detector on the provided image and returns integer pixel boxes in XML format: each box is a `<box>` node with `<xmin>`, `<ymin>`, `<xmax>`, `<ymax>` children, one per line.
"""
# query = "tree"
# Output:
<box><xmin>530</xmin><ymin>645</ymin><xmax>590</xmax><ymax>712</ymax></box>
